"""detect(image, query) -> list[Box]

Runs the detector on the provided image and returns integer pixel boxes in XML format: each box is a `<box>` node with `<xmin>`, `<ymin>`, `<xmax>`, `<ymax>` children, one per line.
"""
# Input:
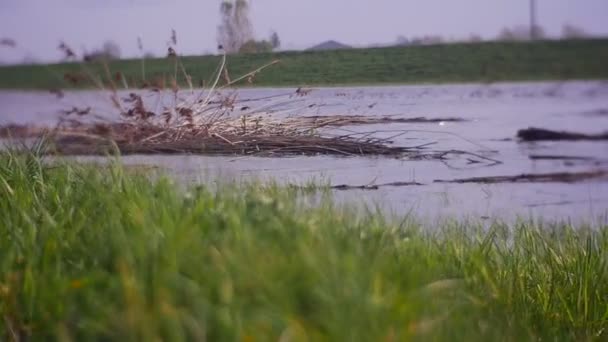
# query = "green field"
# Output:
<box><xmin>1</xmin><ymin>39</ymin><xmax>608</xmax><ymax>89</ymax></box>
<box><xmin>1</xmin><ymin>146</ymin><xmax>607</xmax><ymax>340</ymax></box>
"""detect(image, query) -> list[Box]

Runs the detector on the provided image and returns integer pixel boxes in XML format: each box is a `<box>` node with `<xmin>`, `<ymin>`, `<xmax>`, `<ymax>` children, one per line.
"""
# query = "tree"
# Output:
<box><xmin>562</xmin><ymin>24</ymin><xmax>588</xmax><ymax>39</ymax></box>
<box><xmin>217</xmin><ymin>0</ymin><xmax>254</xmax><ymax>53</ymax></box>
<box><xmin>83</xmin><ymin>40</ymin><xmax>121</xmax><ymax>62</ymax></box>
<box><xmin>468</xmin><ymin>34</ymin><xmax>483</xmax><ymax>43</ymax></box>
<box><xmin>217</xmin><ymin>1</ymin><xmax>235</xmax><ymax>51</ymax></box>
<box><xmin>531</xmin><ymin>25</ymin><xmax>546</xmax><ymax>40</ymax></box>
<box><xmin>0</xmin><ymin>38</ymin><xmax>17</xmax><ymax>48</ymax></box>
<box><xmin>239</xmin><ymin>39</ymin><xmax>273</xmax><ymax>54</ymax></box>
<box><xmin>497</xmin><ymin>28</ymin><xmax>517</xmax><ymax>41</ymax></box>
<box><xmin>395</xmin><ymin>35</ymin><xmax>410</xmax><ymax>46</ymax></box>
<box><xmin>409</xmin><ymin>35</ymin><xmax>444</xmax><ymax>46</ymax></box>
<box><xmin>216</xmin><ymin>1</ymin><xmax>281</xmax><ymax>54</ymax></box>
<box><xmin>102</xmin><ymin>40</ymin><xmax>121</xmax><ymax>59</ymax></box>
<box><xmin>497</xmin><ymin>25</ymin><xmax>545</xmax><ymax>41</ymax></box>
<box><xmin>270</xmin><ymin>31</ymin><xmax>281</xmax><ymax>50</ymax></box>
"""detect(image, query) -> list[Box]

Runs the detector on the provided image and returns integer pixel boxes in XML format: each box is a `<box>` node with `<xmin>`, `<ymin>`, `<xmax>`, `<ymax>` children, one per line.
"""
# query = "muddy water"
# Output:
<box><xmin>1</xmin><ymin>81</ymin><xmax>608</xmax><ymax>223</ymax></box>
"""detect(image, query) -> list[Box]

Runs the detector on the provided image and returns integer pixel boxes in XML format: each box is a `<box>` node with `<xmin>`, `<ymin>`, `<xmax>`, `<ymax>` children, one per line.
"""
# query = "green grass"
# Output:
<box><xmin>0</xmin><ymin>147</ymin><xmax>607</xmax><ymax>341</ymax></box>
<box><xmin>1</xmin><ymin>39</ymin><xmax>608</xmax><ymax>89</ymax></box>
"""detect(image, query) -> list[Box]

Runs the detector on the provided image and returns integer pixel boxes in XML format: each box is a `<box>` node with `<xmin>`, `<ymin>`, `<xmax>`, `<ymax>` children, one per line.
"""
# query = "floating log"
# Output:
<box><xmin>434</xmin><ymin>170</ymin><xmax>608</xmax><ymax>184</ymax></box>
<box><xmin>299</xmin><ymin>115</ymin><xmax>467</xmax><ymax>127</ymax></box>
<box><xmin>517</xmin><ymin>127</ymin><xmax>608</xmax><ymax>141</ymax></box>
<box><xmin>528</xmin><ymin>155</ymin><xmax>597</xmax><ymax>161</ymax></box>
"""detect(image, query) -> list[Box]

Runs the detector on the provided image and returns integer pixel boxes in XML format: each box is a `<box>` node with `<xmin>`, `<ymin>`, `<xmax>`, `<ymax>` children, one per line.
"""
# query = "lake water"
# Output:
<box><xmin>2</xmin><ymin>81</ymin><xmax>608</xmax><ymax>224</ymax></box>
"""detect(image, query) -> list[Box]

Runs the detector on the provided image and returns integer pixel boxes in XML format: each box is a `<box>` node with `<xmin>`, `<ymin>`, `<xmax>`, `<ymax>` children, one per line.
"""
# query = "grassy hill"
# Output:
<box><xmin>1</xmin><ymin>39</ymin><xmax>607</xmax><ymax>89</ymax></box>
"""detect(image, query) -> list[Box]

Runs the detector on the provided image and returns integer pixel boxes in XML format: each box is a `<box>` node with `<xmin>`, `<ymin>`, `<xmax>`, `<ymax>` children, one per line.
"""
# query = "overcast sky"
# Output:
<box><xmin>1</xmin><ymin>0</ymin><xmax>607</xmax><ymax>63</ymax></box>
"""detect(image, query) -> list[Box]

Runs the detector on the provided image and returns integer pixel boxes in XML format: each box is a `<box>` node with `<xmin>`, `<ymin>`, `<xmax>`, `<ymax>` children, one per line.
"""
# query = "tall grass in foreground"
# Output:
<box><xmin>0</xmin><ymin>150</ymin><xmax>607</xmax><ymax>341</ymax></box>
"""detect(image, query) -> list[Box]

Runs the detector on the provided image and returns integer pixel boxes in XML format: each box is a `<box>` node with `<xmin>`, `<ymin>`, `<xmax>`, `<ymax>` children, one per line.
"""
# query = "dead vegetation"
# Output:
<box><xmin>42</xmin><ymin>124</ymin><xmax>415</xmax><ymax>156</ymax></box>
<box><xmin>292</xmin><ymin>115</ymin><xmax>467</xmax><ymax>127</ymax></box>
<box><xmin>283</xmin><ymin>170</ymin><xmax>608</xmax><ymax>192</ymax></box>
<box><xmin>331</xmin><ymin>181</ymin><xmax>424</xmax><ymax>190</ymax></box>
<box><xmin>517</xmin><ymin>127</ymin><xmax>608</xmax><ymax>141</ymax></box>
<box><xmin>0</xmin><ymin>33</ymin><xmax>486</xmax><ymax>160</ymax></box>
<box><xmin>434</xmin><ymin>170</ymin><xmax>608</xmax><ymax>184</ymax></box>
<box><xmin>288</xmin><ymin>181</ymin><xmax>424</xmax><ymax>192</ymax></box>
<box><xmin>286</xmin><ymin>169</ymin><xmax>608</xmax><ymax>191</ymax></box>
<box><xmin>528</xmin><ymin>155</ymin><xmax>596</xmax><ymax>161</ymax></box>
<box><xmin>0</xmin><ymin>92</ymin><xmax>447</xmax><ymax>157</ymax></box>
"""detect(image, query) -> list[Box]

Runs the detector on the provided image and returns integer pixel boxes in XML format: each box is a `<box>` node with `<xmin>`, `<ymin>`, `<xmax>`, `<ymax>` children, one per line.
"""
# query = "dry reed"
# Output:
<box><xmin>0</xmin><ymin>32</ymin><xmax>475</xmax><ymax>160</ymax></box>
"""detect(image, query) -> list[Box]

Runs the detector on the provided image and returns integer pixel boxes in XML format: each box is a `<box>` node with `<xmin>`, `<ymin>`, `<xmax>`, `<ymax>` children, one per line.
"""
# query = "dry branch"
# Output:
<box><xmin>517</xmin><ymin>127</ymin><xmax>608</xmax><ymax>141</ymax></box>
<box><xmin>434</xmin><ymin>170</ymin><xmax>608</xmax><ymax>184</ymax></box>
<box><xmin>296</xmin><ymin>115</ymin><xmax>467</xmax><ymax>127</ymax></box>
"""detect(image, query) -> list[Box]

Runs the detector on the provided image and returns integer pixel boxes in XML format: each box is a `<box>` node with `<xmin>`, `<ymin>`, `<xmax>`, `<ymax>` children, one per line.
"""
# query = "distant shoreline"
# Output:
<box><xmin>1</xmin><ymin>39</ymin><xmax>607</xmax><ymax>89</ymax></box>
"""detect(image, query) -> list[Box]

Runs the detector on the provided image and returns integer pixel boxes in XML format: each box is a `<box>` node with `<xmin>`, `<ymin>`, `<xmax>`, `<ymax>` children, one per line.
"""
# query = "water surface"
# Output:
<box><xmin>2</xmin><ymin>81</ymin><xmax>607</xmax><ymax>223</ymax></box>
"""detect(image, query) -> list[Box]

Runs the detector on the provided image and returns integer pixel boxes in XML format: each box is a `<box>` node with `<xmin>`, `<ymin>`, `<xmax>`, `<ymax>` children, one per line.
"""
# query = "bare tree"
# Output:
<box><xmin>217</xmin><ymin>1</ymin><xmax>235</xmax><ymax>51</ymax></box>
<box><xmin>497</xmin><ymin>27</ymin><xmax>530</xmax><ymax>42</ymax></box>
<box><xmin>562</xmin><ymin>24</ymin><xmax>588</xmax><ymax>39</ymax></box>
<box><xmin>497</xmin><ymin>25</ymin><xmax>545</xmax><ymax>41</ymax></box>
<box><xmin>529</xmin><ymin>0</ymin><xmax>538</xmax><ymax>40</ymax></box>
<box><xmin>217</xmin><ymin>0</ymin><xmax>254</xmax><ymax>53</ymax></box>
<box><xmin>270</xmin><ymin>31</ymin><xmax>281</xmax><ymax>50</ymax></box>
<box><xmin>395</xmin><ymin>35</ymin><xmax>410</xmax><ymax>46</ymax></box>
<box><xmin>83</xmin><ymin>40</ymin><xmax>121</xmax><ymax>62</ymax></box>
<box><xmin>409</xmin><ymin>35</ymin><xmax>444</xmax><ymax>46</ymax></box>
<box><xmin>239</xmin><ymin>40</ymin><xmax>273</xmax><ymax>54</ymax></box>
<box><xmin>234</xmin><ymin>0</ymin><xmax>253</xmax><ymax>44</ymax></box>
<box><xmin>102</xmin><ymin>40</ymin><xmax>121</xmax><ymax>59</ymax></box>
<box><xmin>468</xmin><ymin>34</ymin><xmax>483</xmax><ymax>43</ymax></box>
<box><xmin>0</xmin><ymin>38</ymin><xmax>17</xmax><ymax>48</ymax></box>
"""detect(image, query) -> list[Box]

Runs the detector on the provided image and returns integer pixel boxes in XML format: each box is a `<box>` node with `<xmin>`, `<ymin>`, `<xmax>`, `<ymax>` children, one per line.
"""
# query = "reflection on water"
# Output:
<box><xmin>2</xmin><ymin>81</ymin><xmax>608</xmax><ymax>223</ymax></box>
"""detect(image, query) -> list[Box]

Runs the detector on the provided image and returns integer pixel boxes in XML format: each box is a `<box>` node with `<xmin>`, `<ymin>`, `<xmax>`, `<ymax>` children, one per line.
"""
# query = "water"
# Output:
<box><xmin>2</xmin><ymin>81</ymin><xmax>608</xmax><ymax>223</ymax></box>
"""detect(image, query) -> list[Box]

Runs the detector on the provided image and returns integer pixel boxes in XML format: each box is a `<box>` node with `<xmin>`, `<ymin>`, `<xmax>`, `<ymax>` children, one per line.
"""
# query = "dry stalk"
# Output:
<box><xmin>0</xmin><ymin>34</ymin><xmax>496</xmax><ymax>162</ymax></box>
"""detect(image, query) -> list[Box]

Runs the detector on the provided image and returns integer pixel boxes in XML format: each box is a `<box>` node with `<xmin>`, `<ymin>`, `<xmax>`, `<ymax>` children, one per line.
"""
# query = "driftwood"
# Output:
<box><xmin>517</xmin><ymin>127</ymin><xmax>608</xmax><ymax>141</ymax></box>
<box><xmin>529</xmin><ymin>155</ymin><xmax>597</xmax><ymax>161</ymax></box>
<box><xmin>297</xmin><ymin>115</ymin><xmax>467</xmax><ymax>127</ymax></box>
<box><xmin>331</xmin><ymin>181</ymin><xmax>424</xmax><ymax>190</ymax></box>
<box><xmin>434</xmin><ymin>170</ymin><xmax>608</xmax><ymax>184</ymax></box>
<box><xmin>290</xmin><ymin>181</ymin><xmax>424</xmax><ymax>192</ymax></box>
<box><xmin>582</xmin><ymin>109</ymin><xmax>608</xmax><ymax>117</ymax></box>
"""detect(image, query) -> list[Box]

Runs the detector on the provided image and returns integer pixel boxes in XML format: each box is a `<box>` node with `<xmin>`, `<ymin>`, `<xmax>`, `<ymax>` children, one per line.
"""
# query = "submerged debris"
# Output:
<box><xmin>296</xmin><ymin>115</ymin><xmax>467</xmax><ymax>127</ymax></box>
<box><xmin>581</xmin><ymin>108</ymin><xmax>608</xmax><ymax>117</ymax></box>
<box><xmin>528</xmin><ymin>154</ymin><xmax>606</xmax><ymax>166</ymax></box>
<box><xmin>331</xmin><ymin>181</ymin><xmax>424</xmax><ymax>190</ymax></box>
<box><xmin>528</xmin><ymin>155</ymin><xmax>597</xmax><ymax>161</ymax></box>
<box><xmin>517</xmin><ymin>127</ymin><xmax>608</xmax><ymax>141</ymax></box>
<box><xmin>289</xmin><ymin>181</ymin><xmax>425</xmax><ymax>192</ymax></box>
<box><xmin>434</xmin><ymin>170</ymin><xmax>608</xmax><ymax>184</ymax></box>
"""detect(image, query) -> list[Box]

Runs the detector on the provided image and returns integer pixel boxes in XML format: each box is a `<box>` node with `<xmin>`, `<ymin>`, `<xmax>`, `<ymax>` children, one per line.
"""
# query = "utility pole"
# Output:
<box><xmin>530</xmin><ymin>0</ymin><xmax>537</xmax><ymax>40</ymax></box>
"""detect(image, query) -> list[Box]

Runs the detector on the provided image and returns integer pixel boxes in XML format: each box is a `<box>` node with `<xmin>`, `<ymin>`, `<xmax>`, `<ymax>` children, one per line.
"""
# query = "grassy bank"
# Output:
<box><xmin>0</xmin><ymin>149</ymin><xmax>607</xmax><ymax>341</ymax></box>
<box><xmin>1</xmin><ymin>39</ymin><xmax>608</xmax><ymax>89</ymax></box>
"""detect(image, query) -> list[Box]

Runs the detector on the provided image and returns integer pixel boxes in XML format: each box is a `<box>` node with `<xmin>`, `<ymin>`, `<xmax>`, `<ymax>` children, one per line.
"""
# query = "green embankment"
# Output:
<box><xmin>0</xmin><ymin>147</ymin><xmax>607</xmax><ymax>340</ymax></box>
<box><xmin>1</xmin><ymin>39</ymin><xmax>607</xmax><ymax>89</ymax></box>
